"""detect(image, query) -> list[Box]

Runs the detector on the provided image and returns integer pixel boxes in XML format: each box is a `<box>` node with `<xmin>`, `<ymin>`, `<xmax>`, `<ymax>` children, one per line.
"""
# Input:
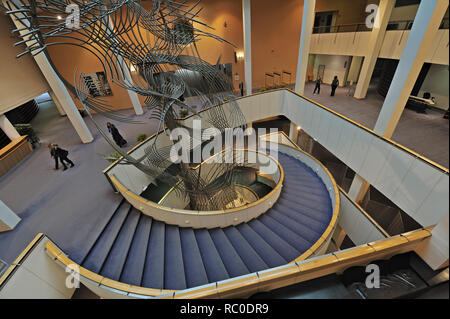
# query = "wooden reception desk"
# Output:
<box><xmin>0</xmin><ymin>136</ymin><xmax>32</xmax><ymax>178</ymax></box>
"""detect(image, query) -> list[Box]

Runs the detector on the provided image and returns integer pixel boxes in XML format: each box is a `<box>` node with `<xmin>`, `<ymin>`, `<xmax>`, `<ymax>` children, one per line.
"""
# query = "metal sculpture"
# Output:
<box><xmin>4</xmin><ymin>0</ymin><xmax>249</xmax><ymax>210</ymax></box>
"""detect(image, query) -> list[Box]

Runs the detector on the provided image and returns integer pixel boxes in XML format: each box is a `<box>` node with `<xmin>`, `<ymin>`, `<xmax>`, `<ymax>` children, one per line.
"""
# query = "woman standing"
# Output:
<box><xmin>107</xmin><ymin>122</ymin><xmax>127</xmax><ymax>147</ymax></box>
<box><xmin>313</xmin><ymin>76</ymin><xmax>322</xmax><ymax>95</ymax></box>
<box><xmin>331</xmin><ymin>76</ymin><xmax>339</xmax><ymax>96</ymax></box>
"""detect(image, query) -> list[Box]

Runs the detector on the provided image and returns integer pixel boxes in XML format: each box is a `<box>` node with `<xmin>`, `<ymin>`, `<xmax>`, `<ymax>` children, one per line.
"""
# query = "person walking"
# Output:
<box><xmin>331</xmin><ymin>76</ymin><xmax>339</xmax><ymax>96</ymax></box>
<box><xmin>48</xmin><ymin>143</ymin><xmax>74</xmax><ymax>171</ymax></box>
<box><xmin>107</xmin><ymin>122</ymin><xmax>127</xmax><ymax>147</ymax></box>
<box><xmin>239</xmin><ymin>81</ymin><xmax>244</xmax><ymax>96</ymax></box>
<box><xmin>313</xmin><ymin>76</ymin><xmax>322</xmax><ymax>95</ymax></box>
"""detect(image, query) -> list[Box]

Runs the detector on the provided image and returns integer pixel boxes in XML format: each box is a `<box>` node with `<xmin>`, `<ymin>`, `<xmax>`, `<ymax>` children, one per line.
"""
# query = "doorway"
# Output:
<box><xmin>317</xmin><ymin>65</ymin><xmax>325</xmax><ymax>81</ymax></box>
<box><xmin>314</xmin><ymin>11</ymin><xmax>337</xmax><ymax>33</ymax></box>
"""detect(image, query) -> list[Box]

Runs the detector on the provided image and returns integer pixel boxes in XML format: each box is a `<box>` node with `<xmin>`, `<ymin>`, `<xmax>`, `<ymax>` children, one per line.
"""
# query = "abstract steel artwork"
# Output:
<box><xmin>3</xmin><ymin>0</ymin><xmax>250</xmax><ymax>210</ymax></box>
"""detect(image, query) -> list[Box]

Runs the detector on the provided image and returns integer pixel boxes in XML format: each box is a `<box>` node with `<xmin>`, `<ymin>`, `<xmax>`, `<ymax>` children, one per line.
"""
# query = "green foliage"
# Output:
<box><xmin>179</xmin><ymin>109</ymin><xmax>189</xmax><ymax>118</ymax></box>
<box><xmin>14</xmin><ymin>124</ymin><xmax>39</xmax><ymax>146</ymax></box>
<box><xmin>136</xmin><ymin>133</ymin><xmax>147</xmax><ymax>142</ymax></box>
<box><xmin>259</xmin><ymin>88</ymin><xmax>267</xmax><ymax>93</ymax></box>
<box><xmin>105</xmin><ymin>152</ymin><xmax>121</xmax><ymax>162</ymax></box>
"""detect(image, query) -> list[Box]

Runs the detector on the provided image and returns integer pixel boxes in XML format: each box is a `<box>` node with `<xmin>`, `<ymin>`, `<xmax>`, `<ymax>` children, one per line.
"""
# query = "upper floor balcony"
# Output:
<box><xmin>310</xmin><ymin>19</ymin><xmax>449</xmax><ymax>65</ymax></box>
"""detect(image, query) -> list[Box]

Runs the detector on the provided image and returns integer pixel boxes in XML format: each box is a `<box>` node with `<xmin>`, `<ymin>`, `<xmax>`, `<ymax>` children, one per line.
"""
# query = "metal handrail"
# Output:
<box><xmin>312</xmin><ymin>17</ymin><xmax>449</xmax><ymax>34</ymax></box>
<box><xmin>312</xmin><ymin>23</ymin><xmax>371</xmax><ymax>34</ymax></box>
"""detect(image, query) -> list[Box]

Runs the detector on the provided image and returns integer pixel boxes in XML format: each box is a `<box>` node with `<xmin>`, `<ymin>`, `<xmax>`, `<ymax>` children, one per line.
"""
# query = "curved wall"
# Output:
<box><xmin>109</xmin><ymin>150</ymin><xmax>285</xmax><ymax>229</ymax></box>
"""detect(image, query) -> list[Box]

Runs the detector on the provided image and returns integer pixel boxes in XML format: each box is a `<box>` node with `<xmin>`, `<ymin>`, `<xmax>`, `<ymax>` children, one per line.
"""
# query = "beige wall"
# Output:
<box><xmin>251</xmin><ymin>0</ymin><xmax>303</xmax><ymax>89</ymax></box>
<box><xmin>178</xmin><ymin>0</ymin><xmax>245</xmax><ymax>92</ymax></box>
<box><xmin>46</xmin><ymin>36</ymin><xmax>137</xmax><ymax>112</ymax></box>
<box><xmin>0</xmin><ymin>14</ymin><xmax>49</xmax><ymax>114</ymax></box>
<box><xmin>315</xmin><ymin>0</ymin><xmax>370</xmax><ymax>25</ymax></box>
<box><xmin>312</xmin><ymin>54</ymin><xmax>351</xmax><ymax>86</ymax></box>
<box><xmin>1</xmin><ymin>0</ymin><xmax>376</xmax><ymax>113</ymax></box>
<box><xmin>418</xmin><ymin>64</ymin><xmax>449</xmax><ymax>110</ymax></box>
<box><xmin>390</xmin><ymin>4</ymin><xmax>419</xmax><ymax>22</ymax></box>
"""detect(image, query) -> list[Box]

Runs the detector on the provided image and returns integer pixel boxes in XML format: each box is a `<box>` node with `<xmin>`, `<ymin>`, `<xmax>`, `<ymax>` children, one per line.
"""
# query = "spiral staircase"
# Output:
<box><xmin>59</xmin><ymin>152</ymin><xmax>334</xmax><ymax>291</ymax></box>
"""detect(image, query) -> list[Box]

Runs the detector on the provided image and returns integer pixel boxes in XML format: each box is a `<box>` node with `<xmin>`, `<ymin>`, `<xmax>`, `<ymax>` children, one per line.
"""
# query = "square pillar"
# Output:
<box><xmin>242</xmin><ymin>0</ymin><xmax>252</xmax><ymax>95</ymax></box>
<box><xmin>294</xmin><ymin>0</ymin><xmax>315</xmax><ymax>95</ymax></box>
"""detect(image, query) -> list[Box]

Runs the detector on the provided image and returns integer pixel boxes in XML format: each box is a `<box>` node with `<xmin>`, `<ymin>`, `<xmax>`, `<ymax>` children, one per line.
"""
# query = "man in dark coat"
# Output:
<box><xmin>107</xmin><ymin>122</ymin><xmax>127</xmax><ymax>148</ymax></box>
<box><xmin>48</xmin><ymin>143</ymin><xmax>74</xmax><ymax>171</ymax></box>
<box><xmin>313</xmin><ymin>76</ymin><xmax>322</xmax><ymax>95</ymax></box>
<box><xmin>331</xmin><ymin>76</ymin><xmax>339</xmax><ymax>96</ymax></box>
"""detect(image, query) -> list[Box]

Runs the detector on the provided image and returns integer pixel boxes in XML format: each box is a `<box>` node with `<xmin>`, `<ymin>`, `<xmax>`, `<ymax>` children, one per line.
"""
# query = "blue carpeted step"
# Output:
<box><xmin>141</xmin><ymin>220</ymin><xmax>165</xmax><ymax>289</ymax></box>
<box><xmin>281</xmin><ymin>162</ymin><xmax>316</xmax><ymax>174</ymax></box>
<box><xmin>179</xmin><ymin>228</ymin><xmax>209</xmax><ymax>288</ymax></box>
<box><xmin>278</xmin><ymin>194</ymin><xmax>331</xmax><ymax>223</ymax></box>
<box><xmin>283</xmin><ymin>180</ymin><xmax>327</xmax><ymax>193</ymax></box>
<box><xmin>281</xmin><ymin>168</ymin><xmax>317</xmax><ymax>178</ymax></box>
<box><xmin>274</xmin><ymin>202</ymin><xmax>329</xmax><ymax>235</ymax></box>
<box><xmin>164</xmin><ymin>225</ymin><xmax>187</xmax><ymax>290</ymax></box>
<box><xmin>283</xmin><ymin>177</ymin><xmax>328</xmax><ymax>191</ymax></box>
<box><xmin>283</xmin><ymin>184</ymin><xmax>328</xmax><ymax>199</ymax></box>
<box><xmin>120</xmin><ymin>214</ymin><xmax>152</xmax><ymax>286</ymax></box>
<box><xmin>236</xmin><ymin>223</ymin><xmax>286</xmax><ymax>268</ymax></box>
<box><xmin>279</xmin><ymin>195</ymin><xmax>331</xmax><ymax>221</ymax></box>
<box><xmin>279</xmin><ymin>190</ymin><xmax>331</xmax><ymax>215</ymax></box>
<box><xmin>283</xmin><ymin>187</ymin><xmax>331</xmax><ymax>204</ymax></box>
<box><xmin>267</xmin><ymin>208</ymin><xmax>320</xmax><ymax>243</ymax></box>
<box><xmin>209</xmin><ymin>228</ymin><xmax>250</xmax><ymax>278</ymax></box>
<box><xmin>81</xmin><ymin>202</ymin><xmax>131</xmax><ymax>273</ymax></box>
<box><xmin>258</xmin><ymin>213</ymin><xmax>311</xmax><ymax>254</ymax></box>
<box><xmin>282</xmin><ymin>170</ymin><xmax>319</xmax><ymax>182</ymax></box>
<box><xmin>222</xmin><ymin>227</ymin><xmax>268</xmax><ymax>273</ymax></box>
<box><xmin>247</xmin><ymin>219</ymin><xmax>299</xmax><ymax>262</ymax></box>
<box><xmin>100</xmin><ymin>209</ymin><xmax>140</xmax><ymax>280</ymax></box>
<box><xmin>194</xmin><ymin>229</ymin><xmax>229</xmax><ymax>283</ymax></box>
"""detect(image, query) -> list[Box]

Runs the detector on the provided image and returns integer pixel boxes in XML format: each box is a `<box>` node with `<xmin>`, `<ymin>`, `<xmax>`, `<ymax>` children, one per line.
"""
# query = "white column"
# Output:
<box><xmin>294</xmin><ymin>0</ymin><xmax>315</xmax><ymax>94</ymax></box>
<box><xmin>0</xmin><ymin>200</ymin><xmax>20</xmax><ymax>232</ymax></box>
<box><xmin>349</xmin><ymin>0</ymin><xmax>448</xmax><ymax>205</ymax></box>
<box><xmin>115</xmin><ymin>55</ymin><xmax>143</xmax><ymax>115</ymax></box>
<box><xmin>107</xmin><ymin>17</ymin><xmax>143</xmax><ymax>115</ymax></box>
<box><xmin>48</xmin><ymin>90</ymin><xmax>66</xmax><ymax>116</ymax></box>
<box><xmin>0</xmin><ymin>115</ymin><xmax>20</xmax><ymax>140</ymax></box>
<box><xmin>6</xmin><ymin>0</ymin><xmax>93</xmax><ymax>144</ymax></box>
<box><xmin>242</xmin><ymin>0</ymin><xmax>252</xmax><ymax>95</ymax></box>
<box><xmin>353</xmin><ymin>0</ymin><xmax>394</xmax><ymax>99</ymax></box>
<box><xmin>289</xmin><ymin>122</ymin><xmax>299</xmax><ymax>143</ymax></box>
<box><xmin>348</xmin><ymin>173</ymin><xmax>370</xmax><ymax>204</ymax></box>
<box><xmin>373</xmin><ymin>0</ymin><xmax>449</xmax><ymax>138</ymax></box>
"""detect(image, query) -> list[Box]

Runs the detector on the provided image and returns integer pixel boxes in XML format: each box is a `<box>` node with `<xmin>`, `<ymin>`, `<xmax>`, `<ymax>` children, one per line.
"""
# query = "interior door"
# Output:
<box><xmin>317</xmin><ymin>65</ymin><xmax>325</xmax><ymax>81</ymax></box>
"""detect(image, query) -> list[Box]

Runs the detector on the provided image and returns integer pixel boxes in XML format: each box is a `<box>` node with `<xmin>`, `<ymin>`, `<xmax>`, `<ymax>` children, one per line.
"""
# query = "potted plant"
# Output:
<box><xmin>14</xmin><ymin>123</ymin><xmax>40</xmax><ymax>148</ymax></box>
<box><xmin>136</xmin><ymin>133</ymin><xmax>147</xmax><ymax>142</ymax></box>
<box><xmin>105</xmin><ymin>152</ymin><xmax>121</xmax><ymax>162</ymax></box>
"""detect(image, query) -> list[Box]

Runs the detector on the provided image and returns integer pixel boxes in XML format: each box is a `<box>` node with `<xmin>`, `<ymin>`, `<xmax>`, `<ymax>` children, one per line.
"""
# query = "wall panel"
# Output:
<box><xmin>311</xmin><ymin>29</ymin><xmax>448</xmax><ymax>65</ymax></box>
<box><xmin>338</xmin><ymin>191</ymin><xmax>388</xmax><ymax>246</ymax></box>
